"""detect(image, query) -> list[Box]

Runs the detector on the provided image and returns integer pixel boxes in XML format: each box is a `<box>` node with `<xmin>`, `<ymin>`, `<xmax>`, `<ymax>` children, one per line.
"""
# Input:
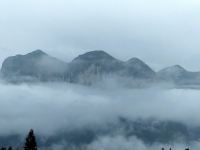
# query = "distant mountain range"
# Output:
<box><xmin>1</xmin><ymin>50</ymin><xmax>200</xmax><ymax>87</ymax></box>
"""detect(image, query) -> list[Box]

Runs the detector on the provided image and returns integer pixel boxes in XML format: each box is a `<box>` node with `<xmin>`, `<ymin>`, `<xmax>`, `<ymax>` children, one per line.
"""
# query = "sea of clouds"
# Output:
<box><xmin>0</xmin><ymin>81</ymin><xmax>200</xmax><ymax>149</ymax></box>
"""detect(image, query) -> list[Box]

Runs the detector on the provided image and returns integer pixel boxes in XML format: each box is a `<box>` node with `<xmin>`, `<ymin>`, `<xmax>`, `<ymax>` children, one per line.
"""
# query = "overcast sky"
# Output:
<box><xmin>0</xmin><ymin>0</ymin><xmax>200</xmax><ymax>71</ymax></box>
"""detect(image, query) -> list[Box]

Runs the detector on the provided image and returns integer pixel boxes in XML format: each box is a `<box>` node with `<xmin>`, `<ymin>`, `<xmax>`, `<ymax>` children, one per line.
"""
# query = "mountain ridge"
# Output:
<box><xmin>1</xmin><ymin>49</ymin><xmax>200</xmax><ymax>87</ymax></box>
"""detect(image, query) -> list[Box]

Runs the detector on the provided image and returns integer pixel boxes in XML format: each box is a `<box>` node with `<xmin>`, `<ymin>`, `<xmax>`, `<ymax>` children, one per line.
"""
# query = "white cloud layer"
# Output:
<box><xmin>0</xmin><ymin>82</ymin><xmax>200</xmax><ymax>137</ymax></box>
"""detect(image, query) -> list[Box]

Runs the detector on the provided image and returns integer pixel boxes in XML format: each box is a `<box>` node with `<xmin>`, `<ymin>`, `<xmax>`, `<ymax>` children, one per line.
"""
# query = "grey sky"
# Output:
<box><xmin>0</xmin><ymin>0</ymin><xmax>200</xmax><ymax>71</ymax></box>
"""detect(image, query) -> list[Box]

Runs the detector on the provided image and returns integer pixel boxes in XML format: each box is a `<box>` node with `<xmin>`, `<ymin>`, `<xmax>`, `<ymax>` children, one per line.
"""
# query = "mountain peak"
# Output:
<box><xmin>160</xmin><ymin>65</ymin><xmax>186</xmax><ymax>73</ymax></box>
<box><xmin>1</xmin><ymin>49</ymin><xmax>67</xmax><ymax>81</ymax></box>
<box><xmin>127</xmin><ymin>57</ymin><xmax>145</xmax><ymax>64</ymax></box>
<box><xmin>126</xmin><ymin>57</ymin><xmax>154</xmax><ymax>71</ymax></box>
<box><xmin>122</xmin><ymin>57</ymin><xmax>155</xmax><ymax>79</ymax></box>
<box><xmin>171</xmin><ymin>65</ymin><xmax>185</xmax><ymax>69</ymax></box>
<box><xmin>172</xmin><ymin>65</ymin><xmax>185</xmax><ymax>70</ymax></box>
<box><xmin>157</xmin><ymin>65</ymin><xmax>188</xmax><ymax>82</ymax></box>
<box><xmin>26</xmin><ymin>50</ymin><xmax>47</xmax><ymax>57</ymax></box>
<box><xmin>73</xmin><ymin>50</ymin><xmax>115</xmax><ymax>61</ymax></box>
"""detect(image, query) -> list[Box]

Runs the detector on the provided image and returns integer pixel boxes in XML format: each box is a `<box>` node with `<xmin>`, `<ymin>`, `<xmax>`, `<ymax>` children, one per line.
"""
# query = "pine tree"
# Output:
<box><xmin>7</xmin><ymin>147</ymin><xmax>12</xmax><ymax>150</ymax></box>
<box><xmin>24</xmin><ymin>129</ymin><xmax>37</xmax><ymax>150</ymax></box>
<box><xmin>8</xmin><ymin>146</ymin><xmax>12</xmax><ymax>150</ymax></box>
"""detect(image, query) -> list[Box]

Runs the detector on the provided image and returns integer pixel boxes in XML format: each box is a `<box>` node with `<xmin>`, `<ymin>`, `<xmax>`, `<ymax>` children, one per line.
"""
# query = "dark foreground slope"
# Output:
<box><xmin>0</xmin><ymin>118</ymin><xmax>198</xmax><ymax>150</ymax></box>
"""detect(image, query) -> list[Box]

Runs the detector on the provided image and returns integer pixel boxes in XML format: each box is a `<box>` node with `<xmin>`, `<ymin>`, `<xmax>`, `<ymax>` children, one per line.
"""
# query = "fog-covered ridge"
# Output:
<box><xmin>1</xmin><ymin>50</ymin><xmax>200</xmax><ymax>87</ymax></box>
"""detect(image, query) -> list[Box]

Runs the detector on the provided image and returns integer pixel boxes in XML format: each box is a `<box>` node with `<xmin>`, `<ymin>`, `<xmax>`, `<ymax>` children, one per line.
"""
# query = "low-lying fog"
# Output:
<box><xmin>0</xmin><ymin>82</ymin><xmax>200</xmax><ymax>149</ymax></box>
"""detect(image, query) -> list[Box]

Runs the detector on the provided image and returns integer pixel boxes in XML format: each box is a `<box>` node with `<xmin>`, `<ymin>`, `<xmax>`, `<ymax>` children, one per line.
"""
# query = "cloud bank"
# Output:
<box><xmin>0</xmin><ymin>81</ymin><xmax>200</xmax><ymax>149</ymax></box>
<box><xmin>0</xmin><ymin>82</ymin><xmax>200</xmax><ymax>135</ymax></box>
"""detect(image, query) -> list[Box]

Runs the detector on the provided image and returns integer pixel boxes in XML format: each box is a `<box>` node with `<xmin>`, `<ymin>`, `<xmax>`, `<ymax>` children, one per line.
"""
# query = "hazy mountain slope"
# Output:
<box><xmin>65</xmin><ymin>50</ymin><xmax>124</xmax><ymax>84</ymax></box>
<box><xmin>121</xmin><ymin>57</ymin><xmax>156</xmax><ymax>79</ymax></box>
<box><xmin>1</xmin><ymin>50</ymin><xmax>67</xmax><ymax>82</ymax></box>
<box><xmin>157</xmin><ymin>65</ymin><xmax>200</xmax><ymax>85</ymax></box>
<box><xmin>65</xmin><ymin>50</ymin><xmax>156</xmax><ymax>84</ymax></box>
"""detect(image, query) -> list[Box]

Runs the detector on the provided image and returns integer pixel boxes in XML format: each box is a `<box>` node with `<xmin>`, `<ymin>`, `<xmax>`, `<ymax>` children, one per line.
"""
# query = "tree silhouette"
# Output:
<box><xmin>7</xmin><ymin>147</ymin><xmax>12</xmax><ymax>150</ymax></box>
<box><xmin>24</xmin><ymin>129</ymin><xmax>37</xmax><ymax>150</ymax></box>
